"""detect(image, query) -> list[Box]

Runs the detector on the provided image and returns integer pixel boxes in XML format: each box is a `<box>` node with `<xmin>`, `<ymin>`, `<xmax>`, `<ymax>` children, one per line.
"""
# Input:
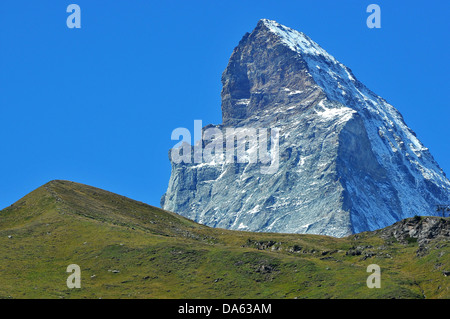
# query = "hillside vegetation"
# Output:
<box><xmin>0</xmin><ymin>180</ymin><xmax>448</xmax><ymax>299</ymax></box>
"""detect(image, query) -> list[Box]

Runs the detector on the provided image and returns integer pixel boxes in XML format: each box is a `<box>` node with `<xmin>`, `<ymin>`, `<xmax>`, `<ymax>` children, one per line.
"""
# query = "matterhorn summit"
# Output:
<box><xmin>161</xmin><ymin>19</ymin><xmax>450</xmax><ymax>237</ymax></box>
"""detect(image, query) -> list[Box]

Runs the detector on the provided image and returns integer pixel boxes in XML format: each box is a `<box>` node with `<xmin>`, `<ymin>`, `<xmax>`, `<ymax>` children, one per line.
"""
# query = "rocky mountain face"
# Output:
<box><xmin>161</xmin><ymin>19</ymin><xmax>450</xmax><ymax>237</ymax></box>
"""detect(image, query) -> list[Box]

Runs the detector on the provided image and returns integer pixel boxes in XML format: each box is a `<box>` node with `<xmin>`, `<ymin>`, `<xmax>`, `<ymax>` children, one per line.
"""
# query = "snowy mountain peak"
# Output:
<box><xmin>259</xmin><ymin>19</ymin><xmax>337</xmax><ymax>62</ymax></box>
<box><xmin>162</xmin><ymin>20</ymin><xmax>450</xmax><ymax>237</ymax></box>
<box><xmin>257</xmin><ymin>20</ymin><xmax>364</xmax><ymax>107</ymax></box>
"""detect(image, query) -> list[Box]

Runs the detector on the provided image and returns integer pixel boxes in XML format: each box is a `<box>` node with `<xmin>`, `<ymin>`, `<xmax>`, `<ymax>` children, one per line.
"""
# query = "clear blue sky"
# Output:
<box><xmin>1</xmin><ymin>0</ymin><xmax>449</xmax><ymax>209</ymax></box>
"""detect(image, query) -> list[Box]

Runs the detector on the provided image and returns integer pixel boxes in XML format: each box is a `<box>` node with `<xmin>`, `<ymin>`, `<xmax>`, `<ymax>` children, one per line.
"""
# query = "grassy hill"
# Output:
<box><xmin>0</xmin><ymin>180</ymin><xmax>448</xmax><ymax>299</ymax></box>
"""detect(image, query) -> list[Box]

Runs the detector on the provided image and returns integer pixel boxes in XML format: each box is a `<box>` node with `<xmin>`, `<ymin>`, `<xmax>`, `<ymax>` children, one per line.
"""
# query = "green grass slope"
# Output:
<box><xmin>0</xmin><ymin>180</ymin><xmax>448</xmax><ymax>299</ymax></box>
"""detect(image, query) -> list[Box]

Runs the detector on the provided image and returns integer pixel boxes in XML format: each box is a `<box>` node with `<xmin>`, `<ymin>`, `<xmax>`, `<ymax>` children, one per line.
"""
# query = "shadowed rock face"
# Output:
<box><xmin>221</xmin><ymin>20</ymin><xmax>324</xmax><ymax>124</ymax></box>
<box><xmin>161</xmin><ymin>19</ymin><xmax>450</xmax><ymax>237</ymax></box>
